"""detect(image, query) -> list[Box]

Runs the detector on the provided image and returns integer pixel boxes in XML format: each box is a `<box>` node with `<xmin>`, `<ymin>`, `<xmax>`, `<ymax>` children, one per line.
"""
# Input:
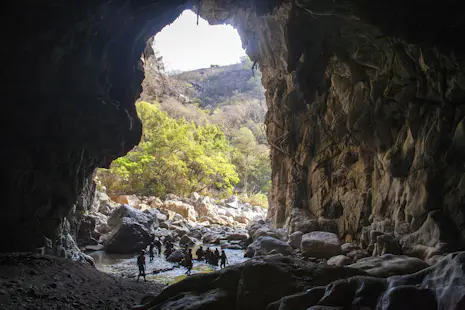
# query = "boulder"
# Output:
<box><xmin>346</xmin><ymin>249</ymin><xmax>371</xmax><ymax>262</ymax></box>
<box><xmin>248</xmin><ymin>221</ymin><xmax>288</xmax><ymax>241</ymax></box>
<box><xmin>195</xmin><ymin>202</ymin><xmax>218</xmax><ymax>218</ymax></box>
<box><xmin>168</xmin><ymin>225</ymin><xmax>189</xmax><ymax>238</ymax></box>
<box><xmin>137</xmin><ymin>203</ymin><xmax>150</xmax><ymax>212</ymax></box>
<box><xmin>190</xmin><ymin>192</ymin><xmax>201</xmax><ymax>202</ymax></box>
<box><xmin>225</xmin><ymin>233</ymin><xmax>248</xmax><ymax>241</ymax></box>
<box><xmin>98</xmin><ymin>203</ymin><xmax>115</xmax><ymax>216</ymax></box>
<box><xmin>348</xmin><ymin>254</ymin><xmax>429</xmax><ymax>277</ymax></box>
<box><xmin>187</xmin><ymin>230</ymin><xmax>203</xmax><ymax>240</ymax></box>
<box><xmin>373</xmin><ymin>234</ymin><xmax>401</xmax><ymax>256</ymax></box>
<box><xmin>327</xmin><ymin>255</ymin><xmax>352</xmax><ymax>266</ymax></box>
<box><xmin>143</xmin><ymin>208</ymin><xmax>167</xmax><ymax>222</ymax></box>
<box><xmin>202</xmin><ymin>232</ymin><xmax>224</xmax><ymax>244</ymax></box>
<box><xmin>165</xmin><ymin>193</ymin><xmax>180</xmax><ymax>201</ymax></box>
<box><xmin>152</xmin><ymin>228</ymin><xmax>173</xmax><ymax>240</ymax></box>
<box><xmin>109</xmin><ymin>195</ymin><xmax>129</xmax><ymax>205</ymax></box>
<box><xmin>341</xmin><ymin>243</ymin><xmax>360</xmax><ymax>255</ymax></box>
<box><xmin>226</xmin><ymin>197</ymin><xmax>240</xmax><ymax>209</ymax></box>
<box><xmin>161</xmin><ymin>200</ymin><xmax>197</xmax><ymax>222</ymax></box>
<box><xmin>104</xmin><ymin>218</ymin><xmax>152</xmax><ymax>254</ymax></box>
<box><xmin>244</xmin><ymin>236</ymin><xmax>293</xmax><ymax>258</ymax></box>
<box><xmin>166</xmin><ymin>250</ymin><xmax>185</xmax><ymax>263</ymax></box>
<box><xmin>107</xmin><ymin>205</ymin><xmax>158</xmax><ymax>232</ymax></box>
<box><xmin>219</xmin><ymin>215</ymin><xmax>235</xmax><ymax>226</ymax></box>
<box><xmin>149</xmin><ymin>197</ymin><xmax>163</xmax><ymax>208</ymax></box>
<box><xmin>234</xmin><ymin>215</ymin><xmax>249</xmax><ymax>224</ymax></box>
<box><xmin>179</xmin><ymin>235</ymin><xmax>197</xmax><ymax>247</ymax></box>
<box><xmin>301</xmin><ymin>232</ymin><xmax>341</xmax><ymax>258</ymax></box>
<box><xmin>91</xmin><ymin>190</ymin><xmax>112</xmax><ymax>213</ymax></box>
<box><xmin>288</xmin><ymin>231</ymin><xmax>304</xmax><ymax>249</ymax></box>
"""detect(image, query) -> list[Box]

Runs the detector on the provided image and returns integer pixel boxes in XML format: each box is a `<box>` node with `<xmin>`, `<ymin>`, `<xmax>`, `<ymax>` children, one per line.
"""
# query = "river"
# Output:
<box><xmin>89</xmin><ymin>245</ymin><xmax>247</xmax><ymax>285</ymax></box>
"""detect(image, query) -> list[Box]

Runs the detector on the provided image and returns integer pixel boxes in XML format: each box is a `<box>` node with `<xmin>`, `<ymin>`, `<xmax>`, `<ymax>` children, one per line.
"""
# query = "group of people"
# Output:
<box><xmin>195</xmin><ymin>246</ymin><xmax>228</xmax><ymax>268</ymax></box>
<box><xmin>136</xmin><ymin>236</ymin><xmax>229</xmax><ymax>281</ymax></box>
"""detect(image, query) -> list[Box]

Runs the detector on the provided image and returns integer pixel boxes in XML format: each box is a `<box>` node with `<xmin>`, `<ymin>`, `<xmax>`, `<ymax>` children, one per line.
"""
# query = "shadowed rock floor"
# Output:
<box><xmin>0</xmin><ymin>253</ymin><xmax>164</xmax><ymax>310</ymax></box>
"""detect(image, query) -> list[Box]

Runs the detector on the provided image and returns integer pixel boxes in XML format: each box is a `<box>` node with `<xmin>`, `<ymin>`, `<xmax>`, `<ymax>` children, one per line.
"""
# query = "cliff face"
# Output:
<box><xmin>2</xmin><ymin>0</ymin><xmax>465</xmax><ymax>254</ymax></box>
<box><xmin>198</xmin><ymin>0</ymin><xmax>465</xmax><ymax>252</ymax></box>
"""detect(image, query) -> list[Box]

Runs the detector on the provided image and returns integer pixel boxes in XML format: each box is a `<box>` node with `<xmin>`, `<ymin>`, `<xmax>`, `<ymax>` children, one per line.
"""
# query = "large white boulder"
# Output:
<box><xmin>107</xmin><ymin>205</ymin><xmax>158</xmax><ymax>232</ymax></box>
<box><xmin>301</xmin><ymin>231</ymin><xmax>341</xmax><ymax>258</ymax></box>
<box><xmin>161</xmin><ymin>200</ymin><xmax>198</xmax><ymax>222</ymax></box>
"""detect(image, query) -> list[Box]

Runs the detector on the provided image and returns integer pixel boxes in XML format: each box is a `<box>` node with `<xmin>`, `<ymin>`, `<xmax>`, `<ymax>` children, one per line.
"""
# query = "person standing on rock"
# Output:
<box><xmin>220</xmin><ymin>250</ymin><xmax>228</xmax><ymax>268</ymax></box>
<box><xmin>137</xmin><ymin>250</ymin><xmax>147</xmax><ymax>282</ymax></box>
<box><xmin>154</xmin><ymin>238</ymin><xmax>162</xmax><ymax>256</ymax></box>
<box><xmin>148</xmin><ymin>242</ymin><xmax>155</xmax><ymax>262</ymax></box>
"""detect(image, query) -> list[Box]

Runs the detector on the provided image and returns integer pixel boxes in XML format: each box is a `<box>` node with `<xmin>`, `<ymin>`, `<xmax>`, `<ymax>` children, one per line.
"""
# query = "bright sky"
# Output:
<box><xmin>153</xmin><ymin>10</ymin><xmax>247</xmax><ymax>72</ymax></box>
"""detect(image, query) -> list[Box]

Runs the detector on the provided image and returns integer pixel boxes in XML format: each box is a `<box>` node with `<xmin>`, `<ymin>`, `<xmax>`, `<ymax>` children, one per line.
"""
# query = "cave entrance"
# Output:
<box><xmin>96</xmin><ymin>9</ymin><xmax>270</xmax><ymax>211</ymax></box>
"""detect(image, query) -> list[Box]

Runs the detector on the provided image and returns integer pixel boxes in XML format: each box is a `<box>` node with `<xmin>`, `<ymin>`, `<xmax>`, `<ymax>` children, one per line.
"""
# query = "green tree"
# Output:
<box><xmin>231</xmin><ymin>127</ymin><xmax>271</xmax><ymax>194</ymax></box>
<box><xmin>98</xmin><ymin>101</ymin><xmax>239</xmax><ymax>197</ymax></box>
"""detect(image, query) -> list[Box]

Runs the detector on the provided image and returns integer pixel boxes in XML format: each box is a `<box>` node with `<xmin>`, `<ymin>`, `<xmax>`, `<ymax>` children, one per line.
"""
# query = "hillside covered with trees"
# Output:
<box><xmin>98</xmin><ymin>50</ymin><xmax>270</xmax><ymax>205</ymax></box>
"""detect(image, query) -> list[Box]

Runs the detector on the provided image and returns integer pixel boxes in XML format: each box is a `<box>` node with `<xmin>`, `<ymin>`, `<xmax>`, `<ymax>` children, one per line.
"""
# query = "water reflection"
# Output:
<box><xmin>89</xmin><ymin>245</ymin><xmax>247</xmax><ymax>285</ymax></box>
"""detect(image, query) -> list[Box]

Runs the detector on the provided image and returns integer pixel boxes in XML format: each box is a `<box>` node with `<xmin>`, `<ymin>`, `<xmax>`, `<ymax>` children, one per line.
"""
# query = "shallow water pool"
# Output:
<box><xmin>89</xmin><ymin>245</ymin><xmax>247</xmax><ymax>285</ymax></box>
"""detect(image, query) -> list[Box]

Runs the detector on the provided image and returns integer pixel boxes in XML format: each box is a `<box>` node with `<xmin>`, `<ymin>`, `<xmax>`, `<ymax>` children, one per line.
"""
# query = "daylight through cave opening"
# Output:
<box><xmin>96</xmin><ymin>9</ymin><xmax>270</xmax><ymax>208</ymax></box>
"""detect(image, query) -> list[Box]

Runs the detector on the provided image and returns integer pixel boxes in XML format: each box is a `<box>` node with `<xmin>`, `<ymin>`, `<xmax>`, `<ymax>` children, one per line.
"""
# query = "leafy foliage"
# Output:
<box><xmin>109</xmin><ymin>51</ymin><xmax>271</xmax><ymax>199</ymax></box>
<box><xmin>230</xmin><ymin>127</ymin><xmax>271</xmax><ymax>193</ymax></box>
<box><xmin>98</xmin><ymin>101</ymin><xmax>239</xmax><ymax>197</ymax></box>
<box><xmin>241</xmin><ymin>192</ymin><xmax>269</xmax><ymax>209</ymax></box>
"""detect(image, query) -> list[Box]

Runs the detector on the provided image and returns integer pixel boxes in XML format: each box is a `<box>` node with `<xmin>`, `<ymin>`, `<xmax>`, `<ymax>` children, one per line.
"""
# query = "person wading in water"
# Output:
<box><xmin>154</xmin><ymin>238</ymin><xmax>162</xmax><ymax>256</ymax></box>
<box><xmin>148</xmin><ymin>242</ymin><xmax>155</xmax><ymax>262</ymax></box>
<box><xmin>137</xmin><ymin>250</ymin><xmax>147</xmax><ymax>282</ymax></box>
<box><xmin>220</xmin><ymin>250</ymin><xmax>228</xmax><ymax>268</ymax></box>
<box><xmin>195</xmin><ymin>246</ymin><xmax>205</xmax><ymax>261</ymax></box>
<box><xmin>183</xmin><ymin>249</ymin><xmax>193</xmax><ymax>275</ymax></box>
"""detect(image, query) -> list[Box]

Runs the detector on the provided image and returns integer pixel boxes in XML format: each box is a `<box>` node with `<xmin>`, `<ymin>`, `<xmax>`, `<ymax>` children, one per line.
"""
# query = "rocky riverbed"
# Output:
<box><xmin>77</xmin><ymin>189</ymin><xmax>266</xmax><ymax>257</ymax></box>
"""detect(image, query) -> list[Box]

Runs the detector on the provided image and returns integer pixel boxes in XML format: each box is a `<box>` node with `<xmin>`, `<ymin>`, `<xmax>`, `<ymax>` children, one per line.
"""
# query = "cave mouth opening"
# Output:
<box><xmin>96</xmin><ymin>9</ymin><xmax>270</xmax><ymax>213</ymax></box>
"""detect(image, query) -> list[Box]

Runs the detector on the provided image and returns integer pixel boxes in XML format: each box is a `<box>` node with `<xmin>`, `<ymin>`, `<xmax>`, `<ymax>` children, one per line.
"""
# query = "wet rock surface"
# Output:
<box><xmin>348</xmin><ymin>254</ymin><xmax>429</xmax><ymax>277</ymax></box>
<box><xmin>134</xmin><ymin>255</ymin><xmax>366</xmax><ymax>310</ymax></box>
<box><xmin>135</xmin><ymin>252</ymin><xmax>465</xmax><ymax>310</ymax></box>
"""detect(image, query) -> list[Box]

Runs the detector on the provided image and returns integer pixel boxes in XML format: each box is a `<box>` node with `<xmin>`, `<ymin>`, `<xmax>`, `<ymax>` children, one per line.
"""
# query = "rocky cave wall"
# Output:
<box><xmin>2</xmin><ymin>0</ymin><xmax>465</xmax><ymax>254</ymax></box>
<box><xmin>198</xmin><ymin>0</ymin><xmax>465</xmax><ymax>253</ymax></box>
<box><xmin>2</xmin><ymin>0</ymin><xmax>188</xmax><ymax>253</ymax></box>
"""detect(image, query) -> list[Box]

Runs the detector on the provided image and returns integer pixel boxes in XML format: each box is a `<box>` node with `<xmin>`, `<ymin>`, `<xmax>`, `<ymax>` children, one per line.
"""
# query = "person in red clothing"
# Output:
<box><xmin>137</xmin><ymin>250</ymin><xmax>147</xmax><ymax>282</ymax></box>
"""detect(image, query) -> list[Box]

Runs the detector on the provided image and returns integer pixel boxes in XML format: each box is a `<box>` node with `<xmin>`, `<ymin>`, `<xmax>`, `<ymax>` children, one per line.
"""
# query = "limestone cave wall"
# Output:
<box><xmin>199</xmin><ymin>0</ymin><xmax>465</xmax><ymax>252</ymax></box>
<box><xmin>2</xmin><ymin>0</ymin><xmax>187</xmax><ymax>253</ymax></box>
